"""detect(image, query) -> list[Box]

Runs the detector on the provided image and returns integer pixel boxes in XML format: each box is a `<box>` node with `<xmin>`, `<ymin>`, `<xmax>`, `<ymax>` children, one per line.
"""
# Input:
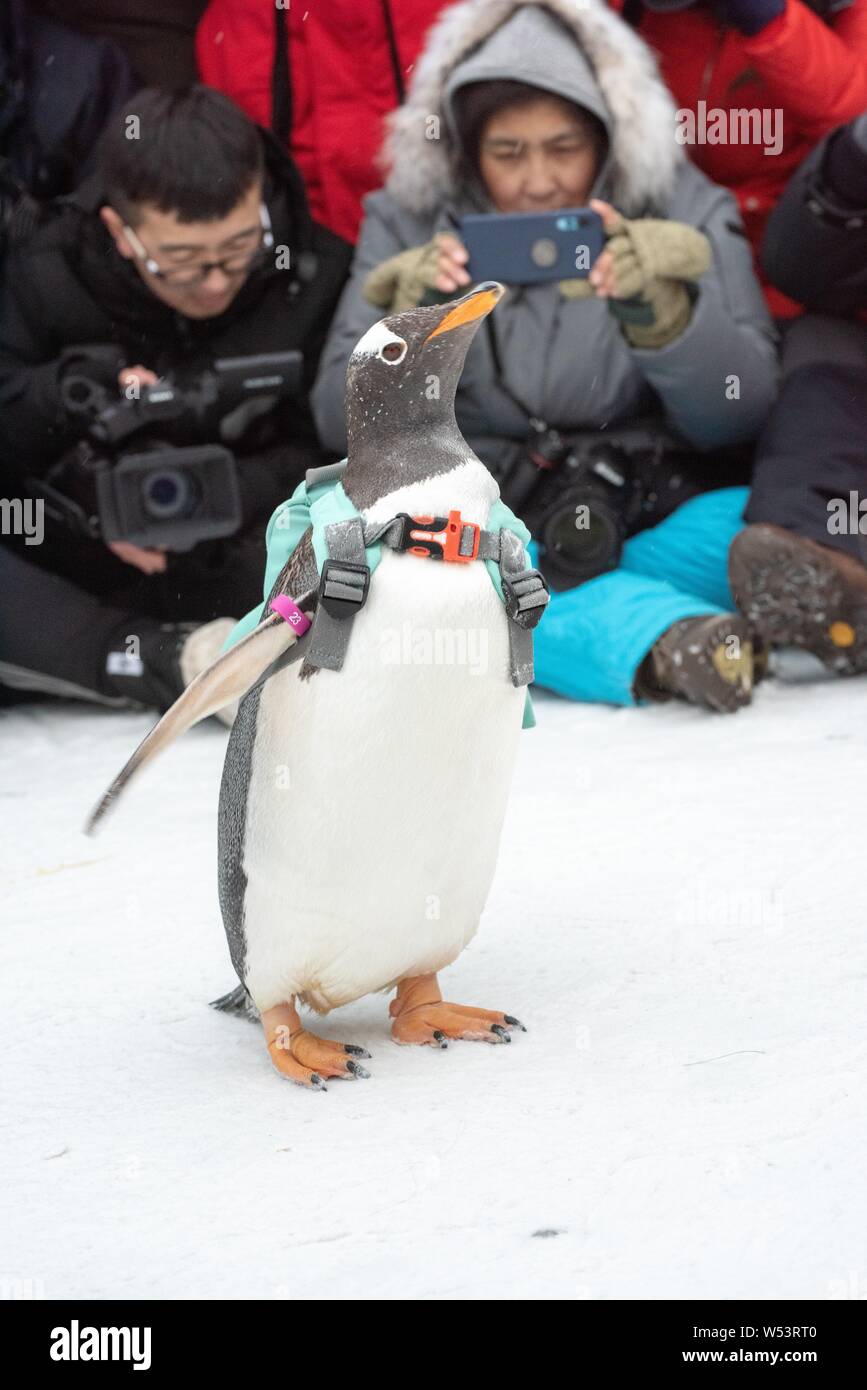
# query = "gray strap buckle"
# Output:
<box><xmin>502</xmin><ymin>569</ymin><xmax>550</xmax><ymax>631</ymax></box>
<box><xmin>319</xmin><ymin>559</ymin><xmax>370</xmax><ymax>619</ymax></box>
<box><xmin>306</xmin><ymin>517</ymin><xmax>369</xmax><ymax>672</ymax></box>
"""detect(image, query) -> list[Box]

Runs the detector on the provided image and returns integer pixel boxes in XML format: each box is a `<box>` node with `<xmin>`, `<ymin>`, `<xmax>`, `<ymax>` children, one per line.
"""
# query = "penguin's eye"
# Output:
<box><xmin>379</xmin><ymin>339</ymin><xmax>407</xmax><ymax>364</ymax></box>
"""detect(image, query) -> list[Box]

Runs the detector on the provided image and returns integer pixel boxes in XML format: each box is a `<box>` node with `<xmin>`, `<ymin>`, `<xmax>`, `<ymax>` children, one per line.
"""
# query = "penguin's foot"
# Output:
<box><xmin>389</xmin><ymin>974</ymin><xmax>526</xmax><ymax>1047</ymax></box>
<box><xmin>261</xmin><ymin>1001</ymin><xmax>372</xmax><ymax>1089</ymax></box>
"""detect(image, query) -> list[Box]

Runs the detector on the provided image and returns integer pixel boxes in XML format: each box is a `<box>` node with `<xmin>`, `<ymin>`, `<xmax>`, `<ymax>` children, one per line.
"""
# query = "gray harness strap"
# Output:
<box><xmin>306</xmin><ymin>518</ymin><xmax>370</xmax><ymax>671</ymax></box>
<box><xmin>496</xmin><ymin>528</ymin><xmax>537</xmax><ymax>686</ymax></box>
<box><xmin>304</xmin><ymin>460</ymin><xmax>349</xmax><ymax>490</ymax></box>
<box><xmin>296</xmin><ymin>465</ymin><xmax>550</xmax><ymax>682</ymax></box>
<box><xmin>370</xmin><ymin>522</ymin><xmax>548</xmax><ymax>686</ymax></box>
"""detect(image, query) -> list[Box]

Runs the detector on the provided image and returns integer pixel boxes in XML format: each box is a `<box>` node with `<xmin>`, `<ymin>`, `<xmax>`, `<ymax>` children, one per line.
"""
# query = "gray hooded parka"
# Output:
<box><xmin>312</xmin><ymin>0</ymin><xmax>778</xmax><ymax>462</ymax></box>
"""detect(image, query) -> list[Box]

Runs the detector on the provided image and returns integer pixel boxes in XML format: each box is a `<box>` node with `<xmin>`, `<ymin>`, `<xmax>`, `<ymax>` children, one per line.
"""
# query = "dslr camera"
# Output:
<box><xmin>494</xmin><ymin>420</ymin><xmax>731</xmax><ymax>590</ymax></box>
<box><xmin>42</xmin><ymin>349</ymin><xmax>303</xmax><ymax>551</ymax></box>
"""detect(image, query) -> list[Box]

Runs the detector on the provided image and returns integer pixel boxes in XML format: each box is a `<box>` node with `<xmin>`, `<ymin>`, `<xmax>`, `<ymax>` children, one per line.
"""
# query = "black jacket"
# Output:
<box><xmin>761</xmin><ymin>125</ymin><xmax>867</xmax><ymax>315</ymax></box>
<box><xmin>0</xmin><ymin>129</ymin><xmax>352</xmax><ymax>496</ymax></box>
<box><xmin>0</xmin><ymin>0</ymin><xmax>137</xmax><ymax>202</ymax></box>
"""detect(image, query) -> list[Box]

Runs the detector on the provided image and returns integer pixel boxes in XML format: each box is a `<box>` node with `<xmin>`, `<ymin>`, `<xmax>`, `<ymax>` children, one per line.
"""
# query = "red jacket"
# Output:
<box><xmin>196</xmin><ymin>0</ymin><xmax>453</xmax><ymax>245</ymax></box>
<box><xmin>621</xmin><ymin>0</ymin><xmax>867</xmax><ymax>315</ymax></box>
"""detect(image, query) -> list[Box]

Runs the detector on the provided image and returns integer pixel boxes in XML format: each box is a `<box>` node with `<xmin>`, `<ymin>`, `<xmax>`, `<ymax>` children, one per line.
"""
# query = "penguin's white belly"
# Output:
<box><xmin>239</xmin><ymin>546</ymin><xmax>524</xmax><ymax>1013</ymax></box>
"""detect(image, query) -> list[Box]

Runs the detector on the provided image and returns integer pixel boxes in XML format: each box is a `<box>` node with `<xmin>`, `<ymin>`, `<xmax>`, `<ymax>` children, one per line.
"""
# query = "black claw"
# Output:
<box><xmin>504</xmin><ymin>1015</ymin><xmax>527</xmax><ymax>1032</ymax></box>
<box><xmin>344</xmin><ymin>1044</ymin><xmax>372</xmax><ymax>1058</ymax></box>
<box><xmin>490</xmin><ymin>1025</ymin><xmax>511</xmax><ymax>1043</ymax></box>
<box><xmin>346</xmin><ymin>1060</ymin><xmax>371</xmax><ymax>1078</ymax></box>
<box><xmin>433</xmin><ymin>1030</ymin><xmax>448</xmax><ymax>1048</ymax></box>
<box><xmin>310</xmin><ymin>1073</ymin><xmax>327</xmax><ymax>1090</ymax></box>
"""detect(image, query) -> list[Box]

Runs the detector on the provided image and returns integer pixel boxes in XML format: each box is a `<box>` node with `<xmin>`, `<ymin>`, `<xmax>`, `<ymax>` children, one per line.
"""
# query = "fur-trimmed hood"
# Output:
<box><xmin>384</xmin><ymin>0</ymin><xmax>683</xmax><ymax>217</ymax></box>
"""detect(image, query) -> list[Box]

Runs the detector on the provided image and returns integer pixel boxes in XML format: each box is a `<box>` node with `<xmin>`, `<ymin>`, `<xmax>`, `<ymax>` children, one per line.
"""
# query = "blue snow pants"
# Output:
<box><xmin>532</xmin><ymin>486</ymin><xmax>750</xmax><ymax>706</ymax></box>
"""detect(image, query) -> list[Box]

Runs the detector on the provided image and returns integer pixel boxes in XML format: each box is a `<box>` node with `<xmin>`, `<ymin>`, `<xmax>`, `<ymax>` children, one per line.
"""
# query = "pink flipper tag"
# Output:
<box><xmin>269</xmin><ymin>595</ymin><xmax>312</xmax><ymax>636</ymax></box>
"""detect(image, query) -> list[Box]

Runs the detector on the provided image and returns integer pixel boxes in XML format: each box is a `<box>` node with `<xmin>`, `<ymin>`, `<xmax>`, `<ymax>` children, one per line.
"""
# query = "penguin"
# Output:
<box><xmin>89</xmin><ymin>282</ymin><xmax>529</xmax><ymax>1089</ymax></box>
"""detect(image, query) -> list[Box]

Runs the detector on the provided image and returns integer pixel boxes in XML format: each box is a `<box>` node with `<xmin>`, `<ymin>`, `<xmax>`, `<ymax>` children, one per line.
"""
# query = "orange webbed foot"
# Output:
<box><xmin>261</xmin><ymin>1001</ymin><xmax>372</xmax><ymax>1089</ymax></box>
<box><xmin>389</xmin><ymin>974</ymin><xmax>526</xmax><ymax>1048</ymax></box>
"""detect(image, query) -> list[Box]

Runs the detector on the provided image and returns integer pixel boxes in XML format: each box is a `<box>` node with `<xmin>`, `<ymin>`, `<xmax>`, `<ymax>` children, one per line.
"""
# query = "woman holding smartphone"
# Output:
<box><xmin>312</xmin><ymin>0</ymin><xmax>779</xmax><ymax>713</ymax></box>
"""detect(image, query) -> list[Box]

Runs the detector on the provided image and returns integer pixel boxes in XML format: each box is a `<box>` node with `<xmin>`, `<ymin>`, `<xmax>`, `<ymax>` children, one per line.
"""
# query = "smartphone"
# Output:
<box><xmin>458</xmin><ymin>208</ymin><xmax>604</xmax><ymax>286</ymax></box>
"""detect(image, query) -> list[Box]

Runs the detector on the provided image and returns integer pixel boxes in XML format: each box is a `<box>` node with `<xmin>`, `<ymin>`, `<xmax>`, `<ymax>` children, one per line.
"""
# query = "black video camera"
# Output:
<box><xmin>494</xmin><ymin>421</ymin><xmax>721</xmax><ymax>590</ymax></box>
<box><xmin>47</xmin><ymin>350</ymin><xmax>303</xmax><ymax>551</ymax></box>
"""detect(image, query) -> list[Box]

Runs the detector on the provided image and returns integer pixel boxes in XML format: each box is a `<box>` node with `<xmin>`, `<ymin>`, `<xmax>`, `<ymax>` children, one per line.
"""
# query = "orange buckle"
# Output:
<box><xmin>400</xmin><ymin>509</ymin><xmax>480</xmax><ymax>562</ymax></box>
<box><xmin>443</xmin><ymin>509</ymin><xmax>479</xmax><ymax>563</ymax></box>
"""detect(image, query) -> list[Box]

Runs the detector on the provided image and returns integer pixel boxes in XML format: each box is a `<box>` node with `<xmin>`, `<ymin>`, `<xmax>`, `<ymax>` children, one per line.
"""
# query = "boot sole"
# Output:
<box><xmin>652</xmin><ymin>613</ymin><xmax>755</xmax><ymax>713</ymax></box>
<box><xmin>729</xmin><ymin>526</ymin><xmax>867</xmax><ymax>675</ymax></box>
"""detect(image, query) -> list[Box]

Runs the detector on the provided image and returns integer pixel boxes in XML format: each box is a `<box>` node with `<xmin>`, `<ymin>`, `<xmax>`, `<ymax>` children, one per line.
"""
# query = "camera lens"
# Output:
<box><xmin>542</xmin><ymin>496</ymin><xmax>623</xmax><ymax>580</ymax></box>
<box><xmin>141</xmin><ymin>467</ymin><xmax>197</xmax><ymax>520</ymax></box>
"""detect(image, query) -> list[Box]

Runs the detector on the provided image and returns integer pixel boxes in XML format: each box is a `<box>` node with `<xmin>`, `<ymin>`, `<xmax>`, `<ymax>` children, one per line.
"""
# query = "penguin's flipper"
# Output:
<box><xmin>85</xmin><ymin>607</ymin><xmax>309</xmax><ymax>835</ymax></box>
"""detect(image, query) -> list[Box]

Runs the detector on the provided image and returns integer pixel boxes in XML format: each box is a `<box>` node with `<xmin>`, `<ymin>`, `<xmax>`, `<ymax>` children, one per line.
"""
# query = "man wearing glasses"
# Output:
<box><xmin>112</xmin><ymin>199</ymin><xmax>276</xmax><ymax>326</ymax></box>
<box><xmin>0</xmin><ymin>86</ymin><xmax>350</xmax><ymax>715</ymax></box>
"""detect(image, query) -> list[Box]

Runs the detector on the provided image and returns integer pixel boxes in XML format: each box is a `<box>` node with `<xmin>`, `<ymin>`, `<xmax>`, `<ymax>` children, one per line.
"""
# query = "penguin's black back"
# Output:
<box><xmin>217</xmin><ymin>679</ymin><xmax>262</xmax><ymax>984</ymax></box>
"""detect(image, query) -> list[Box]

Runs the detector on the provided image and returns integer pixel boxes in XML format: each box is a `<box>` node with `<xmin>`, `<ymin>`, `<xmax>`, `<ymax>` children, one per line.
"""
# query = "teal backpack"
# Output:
<box><xmin>223</xmin><ymin>460</ymin><xmax>547</xmax><ymax>728</ymax></box>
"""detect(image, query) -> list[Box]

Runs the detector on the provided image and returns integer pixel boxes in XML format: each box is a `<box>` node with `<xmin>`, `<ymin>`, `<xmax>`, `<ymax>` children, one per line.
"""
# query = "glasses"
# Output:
<box><xmin>122</xmin><ymin>202</ymin><xmax>274</xmax><ymax>286</ymax></box>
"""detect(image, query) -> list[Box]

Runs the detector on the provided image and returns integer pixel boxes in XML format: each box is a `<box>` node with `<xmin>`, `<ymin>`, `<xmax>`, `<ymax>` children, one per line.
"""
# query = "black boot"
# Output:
<box><xmin>0</xmin><ymin>545</ymin><xmax>236</xmax><ymax>715</ymax></box>
<box><xmin>729</xmin><ymin>524</ymin><xmax>867</xmax><ymax>675</ymax></box>
<box><xmin>100</xmin><ymin>620</ymin><xmax>193</xmax><ymax>711</ymax></box>
<box><xmin>635</xmin><ymin>613</ymin><xmax>755</xmax><ymax>713</ymax></box>
<box><xmin>102</xmin><ymin>616</ymin><xmax>237</xmax><ymax>714</ymax></box>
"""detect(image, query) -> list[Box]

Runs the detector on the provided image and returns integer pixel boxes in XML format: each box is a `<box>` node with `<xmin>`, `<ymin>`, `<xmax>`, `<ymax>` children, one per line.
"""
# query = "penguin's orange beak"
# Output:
<box><xmin>425</xmin><ymin>281</ymin><xmax>504</xmax><ymax>341</ymax></box>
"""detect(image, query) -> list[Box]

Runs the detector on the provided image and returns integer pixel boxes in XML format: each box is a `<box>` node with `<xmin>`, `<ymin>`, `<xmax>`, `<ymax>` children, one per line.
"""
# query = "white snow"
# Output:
<box><xmin>3</xmin><ymin>658</ymin><xmax>866</xmax><ymax>1301</ymax></box>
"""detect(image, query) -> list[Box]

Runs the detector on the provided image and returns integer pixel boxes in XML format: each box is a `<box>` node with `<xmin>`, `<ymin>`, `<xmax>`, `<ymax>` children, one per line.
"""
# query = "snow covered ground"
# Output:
<box><xmin>3</xmin><ymin>659</ymin><xmax>866</xmax><ymax>1302</ymax></box>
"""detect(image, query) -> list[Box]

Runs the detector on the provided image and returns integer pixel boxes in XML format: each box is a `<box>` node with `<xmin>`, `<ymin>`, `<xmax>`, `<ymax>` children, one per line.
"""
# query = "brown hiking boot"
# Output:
<box><xmin>635</xmin><ymin>613</ymin><xmax>755</xmax><ymax>713</ymax></box>
<box><xmin>729</xmin><ymin>525</ymin><xmax>867</xmax><ymax>675</ymax></box>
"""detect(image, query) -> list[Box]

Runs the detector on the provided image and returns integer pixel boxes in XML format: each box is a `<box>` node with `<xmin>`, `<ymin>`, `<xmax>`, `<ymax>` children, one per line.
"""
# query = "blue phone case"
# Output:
<box><xmin>459</xmin><ymin>208</ymin><xmax>604</xmax><ymax>286</ymax></box>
